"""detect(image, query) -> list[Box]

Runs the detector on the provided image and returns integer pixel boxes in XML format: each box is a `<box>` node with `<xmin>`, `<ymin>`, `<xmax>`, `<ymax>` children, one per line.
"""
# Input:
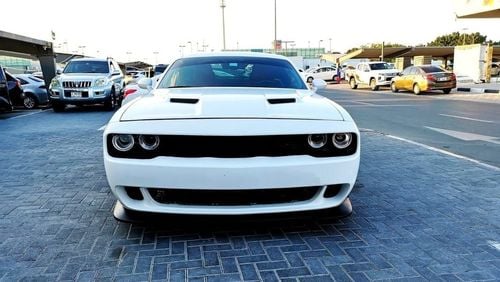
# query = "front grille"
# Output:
<box><xmin>63</xmin><ymin>81</ymin><xmax>92</xmax><ymax>88</ymax></box>
<box><xmin>148</xmin><ymin>187</ymin><xmax>320</xmax><ymax>206</ymax></box>
<box><xmin>107</xmin><ymin>134</ymin><xmax>358</xmax><ymax>159</ymax></box>
<box><xmin>64</xmin><ymin>90</ymin><xmax>89</xmax><ymax>97</ymax></box>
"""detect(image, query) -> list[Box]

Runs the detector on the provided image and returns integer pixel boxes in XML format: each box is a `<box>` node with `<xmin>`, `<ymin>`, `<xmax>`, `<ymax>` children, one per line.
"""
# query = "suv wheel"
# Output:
<box><xmin>390</xmin><ymin>82</ymin><xmax>399</xmax><ymax>93</ymax></box>
<box><xmin>349</xmin><ymin>77</ymin><xmax>358</xmax><ymax>89</ymax></box>
<box><xmin>370</xmin><ymin>78</ymin><xmax>379</xmax><ymax>91</ymax></box>
<box><xmin>413</xmin><ymin>83</ymin><xmax>421</xmax><ymax>95</ymax></box>
<box><xmin>104</xmin><ymin>89</ymin><xmax>116</xmax><ymax>111</ymax></box>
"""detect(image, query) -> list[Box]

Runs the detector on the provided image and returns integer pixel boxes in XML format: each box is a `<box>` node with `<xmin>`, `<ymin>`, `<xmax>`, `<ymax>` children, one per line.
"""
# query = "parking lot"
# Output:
<box><xmin>1</xmin><ymin>105</ymin><xmax>499</xmax><ymax>281</ymax></box>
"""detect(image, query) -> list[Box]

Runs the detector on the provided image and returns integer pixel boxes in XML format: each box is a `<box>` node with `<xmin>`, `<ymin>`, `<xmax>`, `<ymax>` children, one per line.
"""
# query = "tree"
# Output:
<box><xmin>427</xmin><ymin>32</ymin><xmax>487</xmax><ymax>46</ymax></box>
<box><xmin>345</xmin><ymin>42</ymin><xmax>405</xmax><ymax>54</ymax></box>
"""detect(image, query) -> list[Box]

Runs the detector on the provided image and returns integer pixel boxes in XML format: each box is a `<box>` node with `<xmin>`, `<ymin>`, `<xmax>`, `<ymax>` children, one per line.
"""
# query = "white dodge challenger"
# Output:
<box><xmin>104</xmin><ymin>52</ymin><xmax>360</xmax><ymax>217</ymax></box>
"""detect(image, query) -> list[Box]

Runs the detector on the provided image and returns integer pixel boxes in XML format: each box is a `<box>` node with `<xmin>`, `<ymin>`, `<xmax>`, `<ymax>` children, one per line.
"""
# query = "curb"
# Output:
<box><xmin>456</xmin><ymin>87</ymin><xmax>500</xmax><ymax>94</ymax></box>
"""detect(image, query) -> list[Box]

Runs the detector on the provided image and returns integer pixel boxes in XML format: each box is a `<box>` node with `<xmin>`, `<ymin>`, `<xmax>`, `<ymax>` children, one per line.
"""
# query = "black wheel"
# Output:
<box><xmin>390</xmin><ymin>82</ymin><xmax>399</xmax><ymax>93</ymax></box>
<box><xmin>307</xmin><ymin>77</ymin><xmax>313</xmax><ymax>83</ymax></box>
<box><xmin>349</xmin><ymin>77</ymin><xmax>358</xmax><ymax>89</ymax></box>
<box><xmin>443</xmin><ymin>88</ymin><xmax>451</xmax><ymax>94</ymax></box>
<box><xmin>52</xmin><ymin>102</ymin><xmax>65</xmax><ymax>112</ymax></box>
<box><xmin>413</xmin><ymin>83</ymin><xmax>421</xmax><ymax>95</ymax></box>
<box><xmin>332</xmin><ymin>75</ymin><xmax>338</xmax><ymax>82</ymax></box>
<box><xmin>23</xmin><ymin>94</ymin><xmax>38</xmax><ymax>109</ymax></box>
<box><xmin>104</xmin><ymin>88</ymin><xmax>116</xmax><ymax>111</ymax></box>
<box><xmin>370</xmin><ymin>79</ymin><xmax>379</xmax><ymax>91</ymax></box>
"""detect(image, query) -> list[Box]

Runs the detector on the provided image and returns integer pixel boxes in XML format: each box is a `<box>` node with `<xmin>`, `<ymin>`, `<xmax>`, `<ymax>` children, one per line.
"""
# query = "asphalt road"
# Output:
<box><xmin>320</xmin><ymin>85</ymin><xmax>500</xmax><ymax>168</ymax></box>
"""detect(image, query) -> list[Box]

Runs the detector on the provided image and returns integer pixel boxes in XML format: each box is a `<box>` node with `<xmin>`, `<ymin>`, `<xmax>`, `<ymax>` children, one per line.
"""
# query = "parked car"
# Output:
<box><xmin>14</xmin><ymin>74</ymin><xmax>49</xmax><ymax>109</ymax></box>
<box><xmin>121</xmin><ymin>75</ymin><xmax>162</xmax><ymax>105</ymax></box>
<box><xmin>491</xmin><ymin>63</ymin><xmax>500</xmax><ymax>77</ymax></box>
<box><xmin>304</xmin><ymin>66</ymin><xmax>343</xmax><ymax>83</ymax></box>
<box><xmin>153</xmin><ymin>64</ymin><xmax>169</xmax><ymax>76</ymax></box>
<box><xmin>0</xmin><ymin>66</ymin><xmax>13</xmax><ymax>112</ymax></box>
<box><xmin>49</xmin><ymin>58</ymin><xmax>124</xmax><ymax>112</ymax></box>
<box><xmin>103</xmin><ymin>52</ymin><xmax>360</xmax><ymax>217</ymax></box>
<box><xmin>348</xmin><ymin>62</ymin><xmax>399</xmax><ymax>91</ymax></box>
<box><xmin>4</xmin><ymin>70</ymin><xmax>25</xmax><ymax>107</ymax></box>
<box><xmin>391</xmin><ymin>65</ymin><xmax>456</xmax><ymax>94</ymax></box>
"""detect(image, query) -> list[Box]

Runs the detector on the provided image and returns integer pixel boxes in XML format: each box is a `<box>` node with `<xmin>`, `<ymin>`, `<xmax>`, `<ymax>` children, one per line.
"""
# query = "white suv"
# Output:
<box><xmin>349</xmin><ymin>62</ymin><xmax>399</xmax><ymax>91</ymax></box>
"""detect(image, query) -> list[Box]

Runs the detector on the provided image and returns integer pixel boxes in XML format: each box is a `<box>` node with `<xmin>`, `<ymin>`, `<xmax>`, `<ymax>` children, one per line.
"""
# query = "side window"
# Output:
<box><xmin>112</xmin><ymin>61</ymin><xmax>121</xmax><ymax>74</ymax></box>
<box><xmin>401</xmin><ymin>67</ymin><xmax>411</xmax><ymax>75</ymax></box>
<box><xmin>0</xmin><ymin>69</ymin><xmax>5</xmax><ymax>80</ymax></box>
<box><xmin>409</xmin><ymin>67</ymin><xmax>418</xmax><ymax>75</ymax></box>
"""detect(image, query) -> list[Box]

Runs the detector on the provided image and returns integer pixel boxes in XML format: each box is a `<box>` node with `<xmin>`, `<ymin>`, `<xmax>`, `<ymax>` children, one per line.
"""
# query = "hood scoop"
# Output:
<box><xmin>170</xmin><ymin>98</ymin><xmax>199</xmax><ymax>104</ymax></box>
<box><xmin>267</xmin><ymin>98</ymin><xmax>296</xmax><ymax>104</ymax></box>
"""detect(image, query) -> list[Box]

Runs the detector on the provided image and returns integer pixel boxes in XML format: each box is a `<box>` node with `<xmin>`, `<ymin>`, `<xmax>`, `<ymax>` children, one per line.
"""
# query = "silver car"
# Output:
<box><xmin>14</xmin><ymin>74</ymin><xmax>49</xmax><ymax>109</ymax></box>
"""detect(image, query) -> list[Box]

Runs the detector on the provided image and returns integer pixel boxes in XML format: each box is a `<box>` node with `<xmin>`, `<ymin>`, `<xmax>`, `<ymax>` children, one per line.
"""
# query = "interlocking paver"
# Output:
<box><xmin>1</xmin><ymin>110</ymin><xmax>500</xmax><ymax>281</ymax></box>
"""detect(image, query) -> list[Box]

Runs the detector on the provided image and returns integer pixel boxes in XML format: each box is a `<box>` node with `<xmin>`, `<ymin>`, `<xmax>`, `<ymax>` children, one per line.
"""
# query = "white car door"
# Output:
<box><xmin>359</xmin><ymin>64</ymin><xmax>371</xmax><ymax>84</ymax></box>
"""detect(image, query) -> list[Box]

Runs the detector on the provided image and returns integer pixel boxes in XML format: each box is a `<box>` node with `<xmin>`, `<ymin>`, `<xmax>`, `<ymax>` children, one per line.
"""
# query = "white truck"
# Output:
<box><xmin>347</xmin><ymin>62</ymin><xmax>399</xmax><ymax>91</ymax></box>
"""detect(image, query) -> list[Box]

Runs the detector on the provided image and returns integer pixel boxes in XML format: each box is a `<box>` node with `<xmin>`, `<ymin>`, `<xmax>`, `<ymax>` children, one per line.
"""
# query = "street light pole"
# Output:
<box><xmin>274</xmin><ymin>0</ymin><xmax>277</xmax><ymax>53</ymax></box>
<box><xmin>329</xmin><ymin>38</ymin><xmax>332</xmax><ymax>53</ymax></box>
<box><xmin>220</xmin><ymin>0</ymin><xmax>226</xmax><ymax>50</ymax></box>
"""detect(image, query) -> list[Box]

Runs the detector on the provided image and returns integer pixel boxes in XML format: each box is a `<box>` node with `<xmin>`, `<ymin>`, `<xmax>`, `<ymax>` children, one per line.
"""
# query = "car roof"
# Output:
<box><xmin>181</xmin><ymin>52</ymin><xmax>290</xmax><ymax>60</ymax></box>
<box><xmin>69</xmin><ymin>58</ymin><xmax>110</xmax><ymax>62</ymax></box>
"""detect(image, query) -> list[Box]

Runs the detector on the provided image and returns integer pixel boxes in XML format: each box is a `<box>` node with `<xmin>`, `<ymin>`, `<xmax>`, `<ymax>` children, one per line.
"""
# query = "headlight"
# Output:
<box><xmin>111</xmin><ymin>134</ymin><xmax>135</xmax><ymax>152</ymax></box>
<box><xmin>332</xmin><ymin>133</ymin><xmax>352</xmax><ymax>149</ymax></box>
<box><xmin>138</xmin><ymin>135</ymin><xmax>160</xmax><ymax>151</ymax></box>
<box><xmin>94</xmin><ymin>78</ymin><xmax>110</xmax><ymax>87</ymax></box>
<box><xmin>307</xmin><ymin>134</ymin><xmax>328</xmax><ymax>149</ymax></box>
<box><xmin>50</xmin><ymin>78</ymin><xmax>60</xmax><ymax>88</ymax></box>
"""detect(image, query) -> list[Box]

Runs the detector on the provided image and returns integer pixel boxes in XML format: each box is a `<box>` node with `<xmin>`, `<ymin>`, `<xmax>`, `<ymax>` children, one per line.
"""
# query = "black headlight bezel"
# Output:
<box><xmin>106</xmin><ymin>133</ymin><xmax>358</xmax><ymax>159</ymax></box>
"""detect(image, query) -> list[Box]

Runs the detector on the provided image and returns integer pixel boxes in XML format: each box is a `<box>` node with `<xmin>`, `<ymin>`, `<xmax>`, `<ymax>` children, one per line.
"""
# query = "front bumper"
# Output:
<box><xmin>49</xmin><ymin>86</ymin><xmax>112</xmax><ymax>104</ymax></box>
<box><xmin>376</xmin><ymin>75</ymin><xmax>396</xmax><ymax>86</ymax></box>
<box><xmin>104</xmin><ymin>153</ymin><xmax>360</xmax><ymax>215</ymax></box>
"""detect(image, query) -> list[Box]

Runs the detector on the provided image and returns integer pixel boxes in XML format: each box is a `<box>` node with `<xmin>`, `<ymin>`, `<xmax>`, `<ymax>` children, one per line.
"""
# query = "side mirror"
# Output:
<box><xmin>311</xmin><ymin>79</ymin><xmax>327</xmax><ymax>92</ymax></box>
<box><xmin>397</xmin><ymin>72</ymin><xmax>402</xmax><ymax>76</ymax></box>
<box><xmin>56</xmin><ymin>69</ymin><xmax>62</xmax><ymax>75</ymax></box>
<box><xmin>138</xmin><ymin>78</ymin><xmax>153</xmax><ymax>90</ymax></box>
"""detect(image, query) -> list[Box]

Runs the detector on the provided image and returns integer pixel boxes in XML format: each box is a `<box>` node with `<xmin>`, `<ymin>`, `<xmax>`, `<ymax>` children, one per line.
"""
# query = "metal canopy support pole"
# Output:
<box><xmin>38</xmin><ymin>55</ymin><xmax>57</xmax><ymax>90</ymax></box>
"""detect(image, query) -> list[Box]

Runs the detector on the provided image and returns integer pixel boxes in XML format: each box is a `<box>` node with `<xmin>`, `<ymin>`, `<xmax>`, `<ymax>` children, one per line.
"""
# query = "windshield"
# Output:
<box><xmin>63</xmin><ymin>61</ymin><xmax>109</xmax><ymax>74</ymax></box>
<box><xmin>158</xmin><ymin>56</ymin><xmax>307</xmax><ymax>90</ymax></box>
<box><xmin>369</xmin><ymin>63</ymin><xmax>393</xmax><ymax>70</ymax></box>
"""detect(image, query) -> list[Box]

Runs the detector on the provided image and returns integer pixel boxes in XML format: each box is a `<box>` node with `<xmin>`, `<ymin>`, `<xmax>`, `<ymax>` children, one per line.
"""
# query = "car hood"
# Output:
<box><xmin>373</xmin><ymin>69</ymin><xmax>399</xmax><ymax>75</ymax></box>
<box><xmin>58</xmin><ymin>73</ymin><xmax>108</xmax><ymax>80</ymax></box>
<box><xmin>120</xmin><ymin>87</ymin><xmax>345</xmax><ymax>121</ymax></box>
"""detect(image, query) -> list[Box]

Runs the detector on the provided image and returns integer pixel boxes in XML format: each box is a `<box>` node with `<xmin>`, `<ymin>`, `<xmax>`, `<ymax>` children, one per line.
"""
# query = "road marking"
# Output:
<box><xmin>425</xmin><ymin>126</ymin><xmax>500</xmax><ymax>145</ymax></box>
<box><xmin>439</xmin><ymin>114</ymin><xmax>494</xmax><ymax>123</ymax></box>
<box><xmin>8</xmin><ymin>109</ymin><xmax>48</xmax><ymax>120</ymax></box>
<box><xmin>98</xmin><ymin>124</ymin><xmax>107</xmax><ymax>131</ymax></box>
<box><xmin>384</xmin><ymin>134</ymin><xmax>500</xmax><ymax>171</ymax></box>
<box><xmin>488</xmin><ymin>241</ymin><xmax>500</xmax><ymax>251</ymax></box>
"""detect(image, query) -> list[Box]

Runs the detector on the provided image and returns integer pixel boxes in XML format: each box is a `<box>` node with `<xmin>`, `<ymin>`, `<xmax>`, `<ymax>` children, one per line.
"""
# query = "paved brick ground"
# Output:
<box><xmin>0</xmin><ymin>109</ymin><xmax>499</xmax><ymax>281</ymax></box>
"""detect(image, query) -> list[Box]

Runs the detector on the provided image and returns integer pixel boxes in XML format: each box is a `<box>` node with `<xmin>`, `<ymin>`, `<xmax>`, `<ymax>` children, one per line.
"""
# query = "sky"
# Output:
<box><xmin>2</xmin><ymin>0</ymin><xmax>499</xmax><ymax>64</ymax></box>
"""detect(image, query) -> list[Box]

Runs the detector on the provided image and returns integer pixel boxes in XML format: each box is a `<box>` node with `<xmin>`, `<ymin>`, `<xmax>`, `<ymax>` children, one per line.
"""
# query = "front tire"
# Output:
<box><xmin>370</xmin><ymin>78</ymin><xmax>379</xmax><ymax>91</ymax></box>
<box><xmin>307</xmin><ymin>77</ymin><xmax>314</xmax><ymax>83</ymax></box>
<box><xmin>443</xmin><ymin>88</ymin><xmax>451</xmax><ymax>94</ymax></box>
<box><xmin>23</xmin><ymin>94</ymin><xmax>38</xmax><ymax>109</ymax></box>
<box><xmin>390</xmin><ymin>82</ymin><xmax>399</xmax><ymax>93</ymax></box>
<box><xmin>349</xmin><ymin>77</ymin><xmax>358</xmax><ymax>89</ymax></box>
<box><xmin>104</xmin><ymin>89</ymin><xmax>116</xmax><ymax>111</ymax></box>
<box><xmin>413</xmin><ymin>83</ymin><xmax>421</xmax><ymax>95</ymax></box>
